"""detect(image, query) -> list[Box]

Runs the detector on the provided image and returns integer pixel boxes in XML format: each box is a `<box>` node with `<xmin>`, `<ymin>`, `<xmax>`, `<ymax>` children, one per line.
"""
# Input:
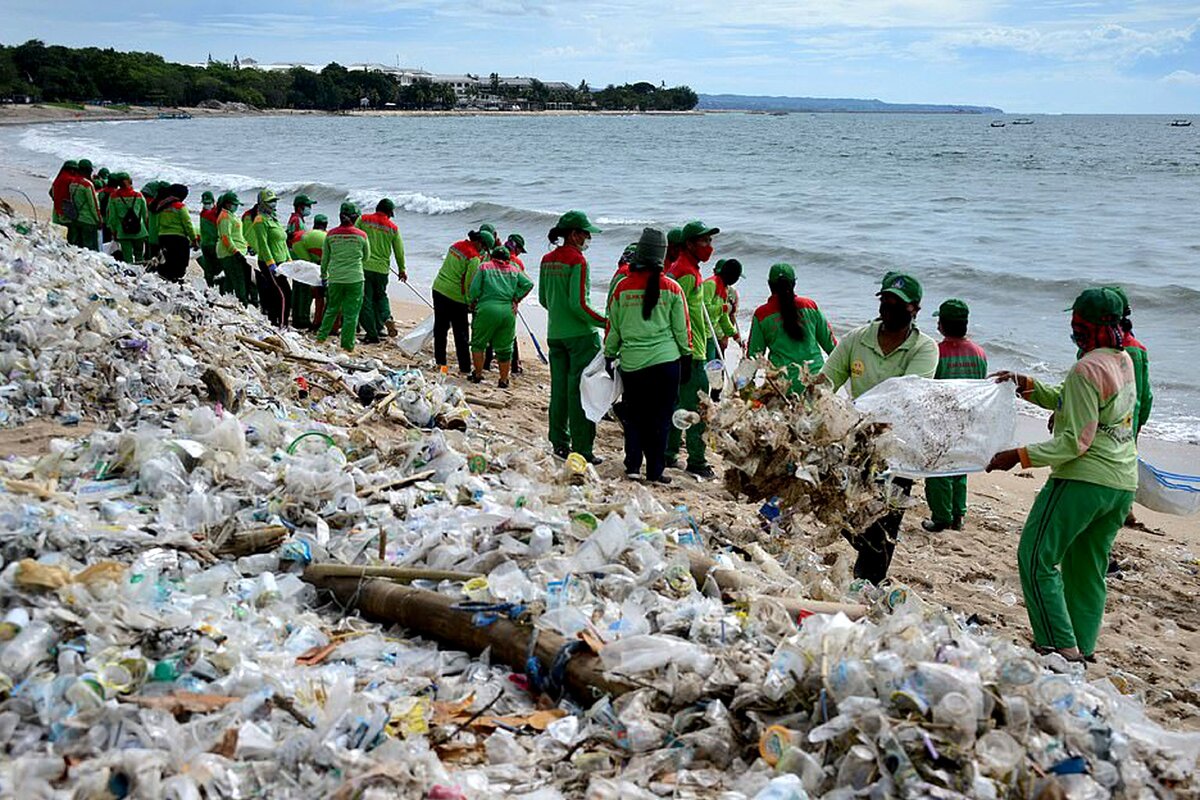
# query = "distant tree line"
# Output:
<box><xmin>0</xmin><ymin>40</ymin><xmax>698</xmax><ymax>112</ymax></box>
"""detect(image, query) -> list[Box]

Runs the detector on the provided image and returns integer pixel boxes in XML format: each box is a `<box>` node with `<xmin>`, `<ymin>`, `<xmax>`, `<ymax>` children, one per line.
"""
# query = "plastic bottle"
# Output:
<box><xmin>933</xmin><ymin>692</ymin><xmax>976</xmax><ymax>745</ymax></box>
<box><xmin>754</xmin><ymin>774</ymin><xmax>809</xmax><ymax>800</ymax></box>
<box><xmin>0</xmin><ymin>620</ymin><xmax>57</xmax><ymax>678</ymax></box>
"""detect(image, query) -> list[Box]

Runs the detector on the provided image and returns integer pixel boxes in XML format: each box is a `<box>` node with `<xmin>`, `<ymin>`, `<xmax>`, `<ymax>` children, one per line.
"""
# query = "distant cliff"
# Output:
<box><xmin>698</xmin><ymin>94</ymin><xmax>1002</xmax><ymax>114</ymax></box>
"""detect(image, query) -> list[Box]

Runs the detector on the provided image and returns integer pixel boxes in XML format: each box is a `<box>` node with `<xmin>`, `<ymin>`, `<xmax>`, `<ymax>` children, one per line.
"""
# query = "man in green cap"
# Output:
<box><xmin>665</xmin><ymin>219</ymin><xmax>720</xmax><ymax>477</ymax></box>
<box><xmin>105</xmin><ymin>173</ymin><xmax>149</xmax><ymax>263</ymax></box>
<box><xmin>66</xmin><ymin>159</ymin><xmax>101</xmax><ymax>250</ymax></box>
<box><xmin>292</xmin><ymin>214</ymin><xmax>329</xmax><ymax>329</ymax></box>
<box><xmin>539</xmin><ymin>210</ymin><xmax>606</xmax><ymax>462</ymax></box>
<box><xmin>921</xmin><ymin>298</ymin><xmax>989</xmax><ymax>533</ymax></box>
<box><xmin>988</xmin><ymin>287</ymin><xmax>1136</xmax><ymax>662</ymax></box>
<box><xmin>433</xmin><ymin>228</ymin><xmax>495</xmax><ymax>373</ymax></box>
<box><xmin>252</xmin><ymin>189</ymin><xmax>292</xmax><ymax>327</ymax></box>
<box><xmin>817</xmin><ymin>271</ymin><xmax>938</xmax><ymax>583</ymax></box>
<box><xmin>198</xmin><ymin>191</ymin><xmax>222</xmax><ymax>288</ymax></box>
<box><xmin>356</xmin><ymin>198</ymin><xmax>407</xmax><ymax>343</ymax></box>
<box><xmin>317</xmin><ymin>202</ymin><xmax>370</xmax><ymax>352</ymax></box>
<box><xmin>216</xmin><ymin>192</ymin><xmax>252</xmax><ymax>305</ymax></box>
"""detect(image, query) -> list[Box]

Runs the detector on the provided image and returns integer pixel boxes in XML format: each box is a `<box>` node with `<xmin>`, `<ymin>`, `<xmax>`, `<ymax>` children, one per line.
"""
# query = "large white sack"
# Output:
<box><xmin>275</xmin><ymin>260</ymin><xmax>322</xmax><ymax>286</ymax></box>
<box><xmin>398</xmin><ymin>313</ymin><xmax>435</xmax><ymax>356</ymax></box>
<box><xmin>854</xmin><ymin>376</ymin><xmax>1018</xmax><ymax>478</ymax></box>
<box><xmin>1136</xmin><ymin>459</ymin><xmax>1200</xmax><ymax>516</ymax></box>
<box><xmin>581</xmin><ymin>351</ymin><xmax>623</xmax><ymax>424</ymax></box>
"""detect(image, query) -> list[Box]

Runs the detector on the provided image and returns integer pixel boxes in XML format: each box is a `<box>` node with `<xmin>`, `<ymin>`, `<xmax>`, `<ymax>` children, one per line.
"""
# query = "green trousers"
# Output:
<box><xmin>318</xmin><ymin>281</ymin><xmax>364</xmax><ymax>352</ymax></box>
<box><xmin>667</xmin><ymin>341</ymin><xmax>714</xmax><ymax>469</ymax></box>
<box><xmin>221</xmin><ymin>254</ymin><xmax>252</xmax><ymax>305</ymax></box>
<box><xmin>925</xmin><ymin>475</ymin><xmax>968</xmax><ymax>525</ymax></box>
<box><xmin>359</xmin><ymin>271</ymin><xmax>390</xmax><ymax>341</ymax></box>
<box><xmin>548</xmin><ymin>333</ymin><xmax>600</xmax><ymax>457</ymax></box>
<box><xmin>292</xmin><ymin>283</ymin><xmax>314</xmax><ymax>329</ymax></box>
<box><xmin>117</xmin><ymin>238</ymin><xmax>146</xmax><ymax>264</ymax></box>
<box><xmin>471</xmin><ymin>302</ymin><xmax>516</xmax><ymax>361</ymax></box>
<box><xmin>200</xmin><ymin>245</ymin><xmax>222</xmax><ymax>288</ymax></box>
<box><xmin>1018</xmin><ymin>477</ymin><xmax>1133</xmax><ymax>656</ymax></box>
<box><xmin>69</xmin><ymin>223</ymin><xmax>100</xmax><ymax>251</ymax></box>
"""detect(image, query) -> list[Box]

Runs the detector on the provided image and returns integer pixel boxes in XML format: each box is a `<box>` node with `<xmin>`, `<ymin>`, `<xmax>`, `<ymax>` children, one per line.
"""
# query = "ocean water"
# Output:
<box><xmin>3</xmin><ymin>113</ymin><xmax>1198</xmax><ymax>442</ymax></box>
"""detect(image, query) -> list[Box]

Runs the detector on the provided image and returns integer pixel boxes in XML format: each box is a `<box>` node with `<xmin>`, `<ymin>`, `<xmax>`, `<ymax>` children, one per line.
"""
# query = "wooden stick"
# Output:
<box><xmin>354</xmin><ymin>390</ymin><xmax>400</xmax><ymax>426</ymax></box>
<box><xmin>303</xmin><ymin>574</ymin><xmax>635</xmax><ymax>701</ymax></box>
<box><xmin>303</xmin><ymin>564</ymin><xmax>480</xmax><ymax>584</ymax></box>
<box><xmin>464</xmin><ymin>394</ymin><xmax>508</xmax><ymax>410</ymax></box>
<box><xmin>356</xmin><ymin>470</ymin><xmax>436</xmax><ymax>497</ymax></box>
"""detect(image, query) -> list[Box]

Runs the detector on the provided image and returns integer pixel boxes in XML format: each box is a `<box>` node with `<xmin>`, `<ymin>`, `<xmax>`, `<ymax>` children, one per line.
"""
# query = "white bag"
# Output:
<box><xmin>581</xmin><ymin>351</ymin><xmax>623</xmax><ymax>424</ymax></box>
<box><xmin>398</xmin><ymin>313</ymin><xmax>435</xmax><ymax>356</ymax></box>
<box><xmin>854</xmin><ymin>376</ymin><xmax>1017</xmax><ymax>478</ymax></box>
<box><xmin>1136</xmin><ymin>459</ymin><xmax>1200</xmax><ymax>516</ymax></box>
<box><xmin>275</xmin><ymin>260</ymin><xmax>322</xmax><ymax>286</ymax></box>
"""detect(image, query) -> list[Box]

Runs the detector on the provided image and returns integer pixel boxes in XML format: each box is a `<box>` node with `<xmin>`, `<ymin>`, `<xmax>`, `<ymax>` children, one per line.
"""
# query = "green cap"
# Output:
<box><xmin>768</xmin><ymin>263</ymin><xmax>795</xmax><ymax>283</ymax></box>
<box><xmin>480</xmin><ymin>222</ymin><xmax>497</xmax><ymax>236</ymax></box>
<box><xmin>1067</xmin><ymin>287</ymin><xmax>1123</xmax><ymax>323</ymax></box>
<box><xmin>201</xmin><ymin>190</ymin><xmax>215</xmax><ymax>203</ymax></box>
<box><xmin>258</xmin><ymin>188</ymin><xmax>278</xmax><ymax>204</ymax></box>
<box><xmin>294</xmin><ymin>194</ymin><xmax>315</xmax><ymax>207</ymax></box>
<box><xmin>1104</xmin><ymin>285</ymin><xmax>1131</xmax><ymax>315</ymax></box>
<box><xmin>555</xmin><ymin>210</ymin><xmax>601</xmax><ymax>234</ymax></box>
<box><xmin>63</xmin><ymin>160</ymin><xmax>78</xmax><ymax>170</ymax></box>
<box><xmin>878</xmin><ymin>272</ymin><xmax>922</xmax><ymax>304</ymax></box>
<box><xmin>934</xmin><ymin>298</ymin><xmax>969</xmax><ymax>321</ymax></box>
<box><xmin>477</xmin><ymin>230</ymin><xmax>496</xmax><ymax>250</ymax></box>
<box><xmin>78</xmin><ymin>158</ymin><xmax>93</xmax><ymax>172</ymax></box>
<box><xmin>96</xmin><ymin>167</ymin><xmax>110</xmax><ymax>179</ymax></box>
<box><xmin>339</xmin><ymin>201</ymin><xmax>360</xmax><ymax>218</ymax></box>
<box><xmin>681</xmin><ymin>220</ymin><xmax>719</xmax><ymax>240</ymax></box>
<box><xmin>377</xmin><ymin>198</ymin><xmax>395</xmax><ymax>215</ymax></box>
<box><xmin>313</xmin><ymin>213</ymin><xmax>328</xmax><ymax>225</ymax></box>
<box><xmin>218</xmin><ymin>191</ymin><xmax>242</xmax><ymax>208</ymax></box>
<box><xmin>667</xmin><ymin>227</ymin><xmax>684</xmax><ymax>246</ymax></box>
<box><xmin>506</xmin><ymin>233</ymin><xmax>526</xmax><ymax>253</ymax></box>
<box><xmin>491</xmin><ymin>246</ymin><xmax>511</xmax><ymax>261</ymax></box>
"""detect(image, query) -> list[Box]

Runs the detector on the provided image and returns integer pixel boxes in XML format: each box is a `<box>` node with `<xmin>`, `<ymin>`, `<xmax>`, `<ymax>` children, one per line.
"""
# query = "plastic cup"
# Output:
<box><xmin>759</xmin><ymin>725</ymin><xmax>795</xmax><ymax>766</ymax></box>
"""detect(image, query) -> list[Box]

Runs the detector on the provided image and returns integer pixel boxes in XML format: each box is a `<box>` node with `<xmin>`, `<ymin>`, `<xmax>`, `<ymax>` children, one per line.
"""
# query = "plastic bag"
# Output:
<box><xmin>854</xmin><ymin>376</ymin><xmax>1017</xmax><ymax>477</ymax></box>
<box><xmin>1135</xmin><ymin>459</ymin><xmax>1200</xmax><ymax>516</ymax></box>
<box><xmin>580</xmin><ymin>351</ymin><xmax>622</xmax><ymax>424</ymax></box>
<box><xmin>598</xmin><ymin>634</ymin><xmax>715</xmax><ymax>677</ymax></box>
<box><xmin>274</xmin><ymin>260</ymin><xmax>322</xmax><ymax>286</ymax></box>
<box><xmin>399</xmin><ymin>313</ymin><xmax>435</xmax><ymax>356</ymax></box>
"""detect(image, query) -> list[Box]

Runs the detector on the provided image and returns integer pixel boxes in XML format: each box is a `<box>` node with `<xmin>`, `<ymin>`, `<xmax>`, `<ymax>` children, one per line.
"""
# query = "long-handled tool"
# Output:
<box><xmin>517</xmin><ymin>311</ymin><xmax>549</xmax><ymax>365</ymax></box>
<box><xmin>398</xmin><ymin>273</ymin><xmax>435</xmax><ymax>310</ymax></box>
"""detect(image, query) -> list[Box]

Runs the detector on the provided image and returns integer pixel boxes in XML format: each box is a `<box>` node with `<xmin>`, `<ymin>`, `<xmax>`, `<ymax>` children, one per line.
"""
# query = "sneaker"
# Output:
<box><xmin>583</xmin><ymin>454</ymin><xmax>604</xmax><ymax>465</ymax></box>
<box><xmin>512</xmin><ymin>366</ymin><xmax>525</xmax><ymax>375</ymax></box>
<box><xmin>553</xmin><ymin>446</ymin><xmax>571</xmax><ymax>459</ymax></box>
<box><xmin>363</xmin><ymin>336</ymin><xmax>381</xmax><ymax>345</ymax></box>
<box><xmin>921</xmin><ymin>519</ymin><xmax>949</xmax><ymax>533</ymax></box>
<box><xmin>664</xmin><ymin>456</ymin><xmax>681</xmax><ymax>470</ymax></box>
<box><xmin>385</xmin><ymin>319</ymin><xmax>399</xmax><ymax>337</ymax></box>
<box><xmin>951</xmin><ymin>517</ymin><xmax>964</xmax><ymax>531</ymax></box>
<box><xmin>649</xmin><ymin>475</ymin><xmax>672</xmax><ymax>485</ymax></box>
<box><xmin>468</xmin><ymin>373</ymin><xmax>483</xmax><ymax>384</ymax></box>
<box><xmin>686</xmin><ymin>464</ymin><xmax>715</xmax><ymax>479</ymax></box>
<box><xmin>497</xmin><ymin>379</ymin><xmax>509</xmax><ymax>389</ymax></box>
<box><xmin>625</xmin><ymin>471</ymin><xmax>643</xmax><ymax>481</ymax></box>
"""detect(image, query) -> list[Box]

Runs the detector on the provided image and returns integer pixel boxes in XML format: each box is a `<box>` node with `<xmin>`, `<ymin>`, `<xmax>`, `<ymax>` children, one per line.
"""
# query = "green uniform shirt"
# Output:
<box><xmin>432</xmin><ymin>239</ymin><xmax>483</xmax><ymax>304</ymax></box>
<box><xmin>702</xmin><ymin>276</ymin><xmax>737</xmax><ymax>339</ymax></box>
<box><xmin>747</xmin><ymin>295</ymin><xmax>838</xmax><ymax>373</ymax></box>
<box><xmin>1019</xmin><ymin>348</ymin><xmax>1138</xmax><ymax>492</ymax></box>
<box><xmin>252</xmin><ymin>214</ymin><xmax>289</xmax><ymax>266</ymax></box>
<box><xmin>320</xmin><ymin>224</ymin><xmax>370</xmax><ymax>284</ymax></box>
<box><xmin>156</xmin><ymin>202</ymin><xmax>197</xmax><ymax>240</ymax></box>
<box><xmin>292</xmin><ymin>229</ymin><xmax>326</xmax><ymax>263</ymax></box>
<box><xmin>666</xmin><ymin>252</ymin><xmax>708</xmax><ymax>359</ymax></box>
<box><xmin>68</xmin><ymin>180</ymin><xmax>100</xmax><ymax>226</ymax></box>
<box><xmin>819</xmin><ymin>320</ymin><xmax>939</xmax><ymax>398</ymax></box>
<box><xmin>467</xmin><ymin>258</ymin><xmax>534</xmax><ymax>309</ymax></box>
<box><xmin>199</xmin><ymin>208</ymin><xmax>220</xmax><ymax>247</ymax></box>
<box><xmin>1124</xmin><ymin>336</ymin><xmax>1153</xmax><ymax>436</ymax></box>
<box><xmin>356</xmin><ymin>212</ymin><xmax>406</xmax><ymax>276</ymax></box>
<box><xmin>216</xmin><ymin>210</ymin><xmax>247</xmax><ymax>259</ymax></box>
<box><xmin>105</xmin><ymin>190</ymin><xmax>149</xmax><ymax>240</ymax></box>
<box><xmin>539</xmin><ymin>244</ymin><xmax>606</xmax><ymax>340</ymax></box>
<box><xmin>604</xmin><ymin>271</ymin><xmax>692</xmax><ymax>372</ymax></box>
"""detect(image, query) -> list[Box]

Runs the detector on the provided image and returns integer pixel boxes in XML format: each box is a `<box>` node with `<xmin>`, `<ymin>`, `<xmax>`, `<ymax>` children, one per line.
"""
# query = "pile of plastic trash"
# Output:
<box><xmin>1</xmin><ymin>210</ymin><xmax>1199</xmax><ymax>799</ymax></box>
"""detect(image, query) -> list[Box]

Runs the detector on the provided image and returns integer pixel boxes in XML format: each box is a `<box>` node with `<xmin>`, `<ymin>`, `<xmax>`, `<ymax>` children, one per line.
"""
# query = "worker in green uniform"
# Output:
<box><xmin>292</xmin><ymin>214</ymin><xmax>328</xmax><ymax>329</ymax></box>
<box><xmin>816</xmin><ymin>272</ymin><xmax>939</xmax><ymax>584</ymax></box>
<box><xmin>746</xmin><ymin>263</ymin><xmax>838</xmax><ymax>387</ymax></box>
<box><xmin>921</xmin><ymin>299</ymin><xmax>989</xmax><ymax>533</ymax></box>
<box><xmin>539</xmin><ymin>210</ymin><xmax>606</xmax><ymax>462</ymax></box>
<box><xmin>156</xmin><ymin>184</ymin><xmax>199</xmax><ymax>282</ymax></box>
<box><xmin>251</xmin><ymin>189</ymin><xmax>293</xmax><ymax>327</ymax></box>
<box><xmin>141</xmin><ymin>180</ymin><xmax>165</xmax><ymax>260</ymax></box>
<box><xmin>67</xmin><ymin>159</ymin><xmax>101</xmax><ymax>251</ymax></box>
<box><xmin>988</xmin><ymin>288</ymin><xmax>1137</xmax><ymax>662</ymax></box>
<box><xmin>702</xmin><ymin>259</ymin><xmax>743</xmax><ymax>353</ymax></box>
<box><xmin>604</xmin><ymin>228</ymin><xmax>692</xmax><ymax>484</ymax></box>
<box><xmin>432</xmin><ymin>229</ymin><xmax>495</xmax><ymax>373</ymax></box>
<box><xmin>317</xmin><ymin>202</ymin><xmax>370</xmax><ymax>352</ymax></box>
<box><xmin>356</xmin><ymin>198</ymin><xmax>407</xmax><ymax>343</ymax></box>
<box><xmin>468</xmin><ymin>247</ymin><xmax>534</xmax><ymax>388</ymax></box>
<box><xmin>105</xmin><ymin>173</ymin><xmax>149</xmax><ymax>264</ymax></box>
<box><xmin>50</xmin><ymin>160</ymin><xmax>77</xmax><ymax>230</ymax></box>
<box><xmin>665</xmin><ymin>220</ymin><xmax>719</xmax><ymax>477</ymax></box>
<box><xmin>216</xmin><ymin>192</ymin><xmax>252</xmax><ymax>305</ymax></box>
<box><xmin>198</xmin><ymin>191</ymin><xmax>222</xmax><ymax>288</ymax></box>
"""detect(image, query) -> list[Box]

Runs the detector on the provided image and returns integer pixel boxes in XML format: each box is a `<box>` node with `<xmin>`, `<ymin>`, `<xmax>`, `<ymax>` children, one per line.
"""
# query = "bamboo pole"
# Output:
<box><xmin>303</xmin><ymin>564</ymin><xmax>479</xmax><ymax>584</ymax></box>
<box><xmin>303</xmin><ymin>573</ymin><xmax>635</xmax><ymax>700</ymax></box>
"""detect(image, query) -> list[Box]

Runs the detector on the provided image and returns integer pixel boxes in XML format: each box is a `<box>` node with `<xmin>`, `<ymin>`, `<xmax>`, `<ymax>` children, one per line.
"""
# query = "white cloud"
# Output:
<box><xmin>917</xmin><ymin>18</ymin><xmax>1198</xmax><ymax>63</ymax></box>
<box><xmin>1162</xmin><ymin>68</ymin><xmax>1200</xmax><ymax>84</ymax></box>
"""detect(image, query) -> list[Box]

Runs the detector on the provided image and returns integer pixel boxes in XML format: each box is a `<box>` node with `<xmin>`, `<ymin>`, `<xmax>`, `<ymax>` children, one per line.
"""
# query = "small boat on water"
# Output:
<box><xmin>1011</xmin><ymin>118</ymin><xmax>1034</xmax><ymax>125</ymax></box>
<box><xmin>1169</xmin><ymin>119</ymin><xmax>1192</xmax><ymax>127</ymax></box>
<box><xmin>156</xmin><ymin>112</ymin><xmax>192</xmax><ymax>120</ymax></box>
<box><xmin>990</xmin><ymin>120</ymin><xmax>1006</xmax><ymax>128</ymax></box>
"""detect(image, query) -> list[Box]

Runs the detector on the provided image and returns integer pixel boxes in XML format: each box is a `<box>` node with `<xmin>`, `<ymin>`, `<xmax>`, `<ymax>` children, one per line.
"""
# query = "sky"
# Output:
<box><xmin>5</xmin><ymin>1</ymin><xmax>1199</xmax><ymax>113</ymax></box>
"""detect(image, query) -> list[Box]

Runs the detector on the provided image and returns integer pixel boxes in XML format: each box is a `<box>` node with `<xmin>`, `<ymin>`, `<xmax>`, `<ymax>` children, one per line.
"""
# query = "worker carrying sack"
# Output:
<box><xmin>854</xmin><ymin>376</ymin><xmax>1018</xmax><ymax>478</ymax></box>
<box><xmin>580</xmin><ymin>351</ymin><xmax>623</xmax><ymax>424</ymax></box>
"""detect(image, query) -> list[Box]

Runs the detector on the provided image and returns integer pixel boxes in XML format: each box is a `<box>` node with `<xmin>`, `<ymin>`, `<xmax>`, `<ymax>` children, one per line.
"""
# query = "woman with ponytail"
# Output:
<box><xmin>746</xmin><ymin>263</ymin><xmax>838</xmax><ymax>388</ymax></box>
<box><xmin>603</xmin><ymin>228</ymin><xmax>691</xmax><ymax>484</ymax></box>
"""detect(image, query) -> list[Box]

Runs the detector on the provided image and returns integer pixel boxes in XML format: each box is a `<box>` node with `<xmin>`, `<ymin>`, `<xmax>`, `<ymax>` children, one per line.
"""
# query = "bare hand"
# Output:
<box><xmin>991</xmin><ymin>370</ymin><xmax>1022</xmax><ymax>385</ymax></box>
<box><xmin>987</xmin><ymin>449</ymin><xmax>1021</xmax><ymax>473</ymax></box>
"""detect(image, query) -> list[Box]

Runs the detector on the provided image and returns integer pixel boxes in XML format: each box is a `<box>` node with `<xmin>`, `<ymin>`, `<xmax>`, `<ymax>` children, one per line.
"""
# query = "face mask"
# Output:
<box><xmin>693</xmin><ymin>244</ymin><xmax>714</xmax><ymax>263</ymax></box>
<box><xmin>299</xmin><ymin>207</ymin><xmax>310</xmax><ymax>218</ymax></box>
<box><xmin>202</xmin><ymin>201</ymin><xmax>214</xmax><ymax>210</ymax></box>
<box><xmin>879</xmin><ymin>301</ymin><xmax>914</xmax><ymax>332</ymax></box>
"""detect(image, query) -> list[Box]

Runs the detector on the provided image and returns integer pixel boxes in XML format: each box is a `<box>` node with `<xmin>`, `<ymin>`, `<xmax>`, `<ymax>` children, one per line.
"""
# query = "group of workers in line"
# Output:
<box><xmin>51</xmin><ymin>169</ymin><xmax>1155</xmax><ymax>662</ymax></box>
<box><xmin>49</xmin><ymin>161</ymin><xmax>409</xmax><ymax>351</ymax></box>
